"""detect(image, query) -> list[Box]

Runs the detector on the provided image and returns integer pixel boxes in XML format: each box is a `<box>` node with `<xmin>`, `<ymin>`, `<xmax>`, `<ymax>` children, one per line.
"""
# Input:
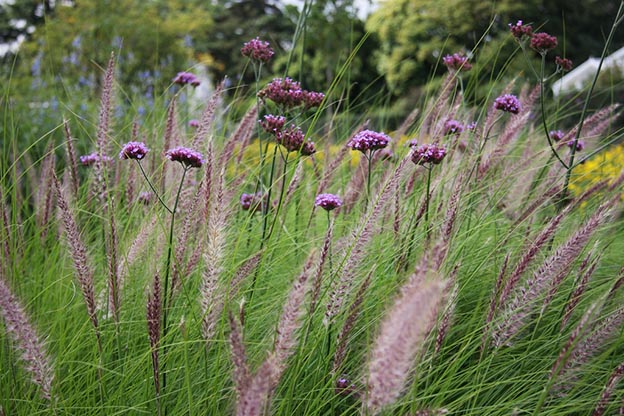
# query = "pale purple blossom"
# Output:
<box><xmin>443</xmin><ymin>119</ymin><xmax>464</xmax><ymax>135</ymax></box>
<box><xmin>189</xmin><ymin>119</ymin><xmax>200</xmax><ymax>128</ymax></box>
<box><xmin>302</xmin><ymin>90</ymin><xmax>325</xmax><ymax>109</ymax></box>
<box><xmin>259</xmin><ymin>114</ymin><xmax>286</xmax><ymax>134</ymax></box>
<box><xmin>300</xmin><ymin>140</ymin><xmax>316</xmax><ymax>156</ymax></box>
<box><xmin>240</xmin><ymin>192</ymin><xmax>264</xmax><ymax>213</ymax></box>
<box><xmin>411</xmin><ymin>143</ymin><xmax>447</xmax><ymax>165</ymax></box>
<box><xmin>509</xmin><ymin>20</ymin><xmax>533</xmax><ymax>39</ymax></box>
<box><xmin>567</xmin><ymin>139</ymin><xmax>585</xmax><ymax>152</ymax></box>
<box><xmin>165</xmin><ymin>146</ymin><xmax>204</xmax><ymax>168</ymax></box>
<box><xmin>549</xmin><ymin>130</ymin><xmax>565</xmax><ymax>142</ymax></box>
<box><xmin>241</xmin><ymin>37</ymin><xmax>274</xmax><ymax>63</ymax></box>
<box><xmin>138</xmin><ymin>192</ymin><xmax>153</xmax><ymax>205</ymax></box>
<box><xmin>347</xmin><ymin>130</ymin><xmax>391</xmax><ymax>153</ymax></box>
<box><xmin>119</xmin><ymin>141</ymin><xmax>149</xmax><ymax>160</ymax></box>
<box><xmin>494</xmin><ymin>94</ymin><xmax>521</xmax><ymax>114</ymax></box>
<box><xmin>555</xmin><ymin>56</ymin><xmax>573</xmax><ymax>71</ymax></box>
<box><xmin>315</xmin><ymin>193</ymin><xmax>343</xmax><ymax>211</ymax></box>
<box><xmin>442</xmin><ymin>53</ymin><xmax>472</xmax><ymax>72</ymax></box>
<box><xmin>530</xmin><ymin>32</ymin><xmax>558</xmax><ymax>53</ymax></box>
<box><xmin>276</xmin><ymin>125</ymin><xmax>305</xmax><ymax>153</ymax></box>
<box><xmin>173</xmin><ymin>71</ymin><xmax>200</xmax><ymax>87</ymax></box>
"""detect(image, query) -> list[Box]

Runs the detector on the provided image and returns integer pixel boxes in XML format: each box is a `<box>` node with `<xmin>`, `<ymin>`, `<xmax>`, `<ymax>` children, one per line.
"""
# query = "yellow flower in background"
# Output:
<box><xmin>569</xmin><ymin>142</ymin><xmax>624</xmax><ymax>200</ymax></box>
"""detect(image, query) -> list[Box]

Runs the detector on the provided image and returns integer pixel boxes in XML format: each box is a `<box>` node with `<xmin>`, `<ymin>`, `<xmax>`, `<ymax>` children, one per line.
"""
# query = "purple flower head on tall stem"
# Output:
<box><xmin>189</xmin><ymin>119</ymin><xmax>200</xmax><ymax>128</ymax></box>
<box><xmin>241</xmin><ymin>37</ymin><xmax>274</xmax><ymax>63</ymax></box>
<box><xmin>173</xmin><ymin>71</ymin><xmax>200</xmax><ymax>87</ymax></box>
<box><xmin>567</xmin><ymin>139</ymin><xmax>585</xmax><ymax>152</ymax></box>
<box><xmin>240</xmin><ymin>192</ymin><xmax>265</xmax><ymax>213</ymax></box>
<box><xmin>258</xmin><ymin>77</ymin><xmax>304</xmax><ymax>108</ymax></box>
<box><xmin>300</xmin><ymin>140</ymin><xmax>316</xmax><ymax>156</ymax></box>
<box><xmin>443</xmin><ymin>119</ymin><xmax>464</xmax><ymax>136</ymax></box>
<box><xmin>494</xmin><ymin>94</ymin><xmax>521</xmax><ymax>114</ymax></box>
<box><xmin>442</xmin><ymin>53</ymin><xmax>472</xmax><ymax>72</ymax></box>
<box><xmin>315</xmin><ymin>193</ymin><xmax>343</xmax><ymax>211</ymax></box>
<box><xmin>555</xmin><ymin>56</ymin><xmax>573</xmax><ymax>72</ymax></box>
<box><xmin>348</xmin><ymin>130</ymin><xmax>391</xmax><ymax>153</ymax></box>
<box><xmin>119</xmin><ymin>141</ymin><xmax>149</xmax><ymax>160</ymax></box>
<box><xmin>276</xmin><ymin>125</ymin><xmax>305</xmax><ymax>153</ymax></box>
<box><xmin>509</xmin><ymin>20</ymin><xmax>533</xmax><ymax>39</ymax></box>
<box><xmin>530</xmin><ymin>32</ymin><xmax>558</xmax><ymax>53</ymax></box>
<box><xmin>259</xmin><ymin>114</ymin><xmax>286</xmax><ymax>134</ymax></box>
<box><xmin>549</xmin><ymin>130</ymin><xmax>565</xmax><ymax>142</ymax></box>
<box><xmin>302</xmin><ymin>90</ymin><xmax>325</xmax><ymax>109</ymax></box>
<box><xmin>411</xmin><ymin>143</ymin><xmax>447</xmax><ymax>165</ymax></box>
<box><xmin>165</xmin><ymin>146</ymin><xmax>204</xmax><ymax>168</ymax></box>
<box><xmin>79</xmin><ymin>152</ymin><xmax>112</xmax><ymax>166</ymax></box>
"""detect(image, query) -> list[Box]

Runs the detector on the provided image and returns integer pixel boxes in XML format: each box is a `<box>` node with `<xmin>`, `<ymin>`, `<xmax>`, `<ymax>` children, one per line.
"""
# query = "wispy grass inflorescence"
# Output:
<box><xmin>0</xmin><ymin>275</ymin><xmax>54</xmax><ymax>401</ymax></box>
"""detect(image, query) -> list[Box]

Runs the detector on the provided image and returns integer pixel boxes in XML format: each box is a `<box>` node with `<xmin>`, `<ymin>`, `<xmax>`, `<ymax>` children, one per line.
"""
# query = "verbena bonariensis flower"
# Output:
<box><xmin>189</xmin><ymin>119</ymin><xmax>200</xmax><ymax>128</ymax></box>
<box><xmin>240</xmin><ymin>192</ymin><xmax>265</xmax><ymax>213</ymax></box>
<box><xmin>315</xmin><ymin>193</ymin><xmax>343</xmax><ymax>211</ymax></box>
<box><xmin>173</xmin><ymin>71</ymin><xmax>200</xmax><ymax>87</ymax></box>
<box><xmin>166</xmin><ymin>146</ymin><xmax>204</xmax><ymax>168</ymax></box>
<box><xmin>138</xmin><ymin>191</ymin><xmax>153</xmax><ymax>205</ymax></box>
<box><xmin>276</xmin><ymin>124</ymin><xmax>305</xmax><ymax>153</ymax></box>
<box><xmin>550</xmin><ymin>130</ymin><xmax>565</xmax><ymax>142</ymax></box>
<box><xmin>411</xmin><ymin>143</ymin><xmax>447</xmax><ymax>165</ymax></box>
<box><xmin>567</xmin><ymin>139</ymin><xmax>585</xmax><ymax>151</ymax></box>
<box><xmin>79</xmin><ymin>152</ymin><xmax>112</xmax><ymax>166</ymax></box>
<box><xmin>509</xmin><ymin>20</ymin><xmax>533</xmax><ymax>39</ymax></box>
<box><xmin>530</xmin><ymin>32</ymin><xmax>558</xmax><ymax>53</ymax></box>
<box><xmin>300</xmin><ymin>140</ymin><xmax>316</xmax><ymax>156</ymax></box>
<box><xmin>494</xmin><ymin>94</ymin><xmax>521</xmax><ymax>114</ymax></box>
<box><xmin>442</xmin><ymin>53</ymin><xmax>472</xmax><ymax>72</ymax></box>
<box><xmin>443</xmin><ymin>119</ymin><xmax>464</xmax><ymax>135</ymax></box>
<box><xmin>258</xmin><ymin>77</ymin><xmax>304</xmax><ymax>108</ymax></box>
<box><xmin>259</xmin><ymin>114</ymin><xmax>286</xmax><ymax>134</ymax></box>
<box><xmin>555</xmin><ymin>56</ymin><xmax>573</xmax><ymax>71</ymax></box>
<box><xmin>241</xmin><ymin>37</ymin><xmax>274</xmax><ymax>63</ymax></box>
<box><xmin>302</xmin><ymin>90</ymin><xmax>325</xmax><ymax>109</ymax></box>
<box><xmin>348</xmin><ymin>129</ymin><xmax>391</xmax><ymax>153</ymax></box>
<box><xmin>119</xmin><ymin>141</ymin><xmax>149</xmax><ymax>160</ymax></box>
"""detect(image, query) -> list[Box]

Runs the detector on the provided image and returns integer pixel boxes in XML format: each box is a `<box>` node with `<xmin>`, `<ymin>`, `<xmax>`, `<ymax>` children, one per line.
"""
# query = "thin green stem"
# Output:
<box><xmin>539</xmin><ymin>54</ymin><xmax>568</xmax><ymax>171</ymax></box>
<box><xmin>136</xmin><ymin>160</ymin><xmax>172</xmax><ymax>214</ymax></box>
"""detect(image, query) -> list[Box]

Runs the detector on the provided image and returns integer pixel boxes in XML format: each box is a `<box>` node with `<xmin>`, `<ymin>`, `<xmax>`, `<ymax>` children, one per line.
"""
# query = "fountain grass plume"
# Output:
<box><xmin>192</xmin><ymin>79</ymin><xmax>225</xmax><ymax>153</ymax></box>
<box><xmin>146</xmin><ymin>271</ymin><xmax>162</xmax><ymax>416</ymax></box>
<box><xmin>365</xmin><ymin>277</ymin><xmax>445</xmax><ymax>415</ymax></box>
<box><xmin>0</xmin><ymin>275</ymin><xmax>54</xmax><ymax>401</ymax></box>
<box><xmin>53</xmin><ymin>172</ymin><xmax>100</xmax><ymax>342</ymax></box>
<box><xmin>93</xmin><ymin>52</ymin><xmax>115</xmax><ymax>206</ymax></box>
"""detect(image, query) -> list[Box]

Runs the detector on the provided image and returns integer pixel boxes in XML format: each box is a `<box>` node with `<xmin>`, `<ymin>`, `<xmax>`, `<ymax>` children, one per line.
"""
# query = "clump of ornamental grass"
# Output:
<box><xmin>3</xmin><ymin>11</ymin><xmax>624</xmax><ymax>416</ymax></box>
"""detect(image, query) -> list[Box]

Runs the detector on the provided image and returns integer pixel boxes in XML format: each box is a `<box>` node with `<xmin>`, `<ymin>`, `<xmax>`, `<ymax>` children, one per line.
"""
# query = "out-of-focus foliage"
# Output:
<box><xmin>367</xmin><ymin>0</ymin><xmax>624</xmax><ymax>93</ymax></box>
<box><xmin>0</xmin><ymin>0</ymin><xmax>54</xmax><ymax>45</ymax></box>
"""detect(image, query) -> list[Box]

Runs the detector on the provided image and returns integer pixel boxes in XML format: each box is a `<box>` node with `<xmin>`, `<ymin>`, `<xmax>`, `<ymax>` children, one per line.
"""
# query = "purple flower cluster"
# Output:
<box><xmin>555</xmin><ymin>56</ymin><xmax>573</xmax><ymax>72</ymax></box>
<box><xmin>494</xmin><ymin>94</ymin><xmax>521</xmax><ymax>114</ymax></box>
<box><xmin>314</xmin><ymin>193</ymin><xmax>343</xmax><ymax>211</ymax></box>
<box><xmin>240</xmin><ymin>192</ymin><xmax>265</xmax><ymax>213</ymax></box>
<box><xmin>347</xmin><ymin>130</ymin><xmax>391</xmax><ymax>153</ymax></box>
<box><xmin>173</xmin><ymin>71</ymin><xmax>200</xmax><ymax>87</ymax></box>
<box><xmin>276</xmin><ymin>125</ymin><xmax>305</xmax><ymax>153</ymax></box>
<box><xmin>509</xmin><ymin>20</ymin><xmax>533</xmax><ymax>39</ymax></box>
<box><xmin>567</xmin><ymin>139</ymin><xmax>585</xmax><ymax>152</ymax></box>
<box><xmin>241</xmin><ymin>37</ymin><xmax>274</xmax><ymax>63</ymax></box>
<box><xmin>530</xmin><ymin>32</ymin><xmax>558</xmax><ymax>53</ymax></box>
<box><xmin>259</xmin><ymin>114</ymin><xmax>286</xmax><ymax>134</ymax></box>
<box><xmin>442</xmin><ymin>53</ymin><xmax>472</xmax><ymax>72</ymax></box>
<box><xmin>79</xmin><ymin>152</ymin><xmax>112</xmax><ymax>166</ymax></box>
<box><xmin>549</xmin><ymin>130</ymin><xmax>565</xmax><ymax>142</ymax></box>
<box><xmin>443</xmin><ymin>119</ymin><xmax>464</xmax><ymax>136</ymax></box>
<box><xmin>119</xmin><ymin>141</ymin><xmax>149</xmax><ymax>160</ymax></box>
<box><xmin>138</xmin><ymin>191</ymin><xmax>153</xmax><ymax>205</ymax></box>
<box><xmin>189</xmin><ymin>119</ymin><xmax>200</xmax><ymax>128</ymax></box>
<box><xmin>165</xmin><ymin>147</ymin><xmax>204</xmax><ymax>168</ymax></box>
<box><xmin>411</xmin><ymin>143</ymin><xmax>447</xmax><ymax>165</ymax></box>
<box><xmin>300</xmin><ymin>140</ymin><xmax>316</xmax><ymax>156</ymax></box>
<box><xmin>258</xmin><ymin>77</ymin><xmax>324</xmax><ymax>109</ymax></box>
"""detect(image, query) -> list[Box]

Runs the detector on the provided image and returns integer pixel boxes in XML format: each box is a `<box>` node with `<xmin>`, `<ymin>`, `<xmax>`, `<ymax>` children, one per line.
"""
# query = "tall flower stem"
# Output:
<box><xmin>136</xmin><ymin>161</ymin><xmax>173</xmax><ymax>214</ymax></box>
<box><xmin>267</xmin><ymin>151</ymin><xmax>291</xmax><ymax>240</ymax></box>
<box><xmin>162</xmin><ymin>166</ymin><xmax>188</xmax><ymax>396</ymax></box>
<box><xmin>424</xmin><ymin>165</ymin><xmax>432</xmax><ymax>224</ymax></box>
<box><xmin>366</xmin><ymin>151</ymin><xmax>375</xmax><ymax>207</ymax></box>
<box><xmin>538</xmin><ymin>54</ymin><xmax>567</xmax><ymax>171</ymax></box>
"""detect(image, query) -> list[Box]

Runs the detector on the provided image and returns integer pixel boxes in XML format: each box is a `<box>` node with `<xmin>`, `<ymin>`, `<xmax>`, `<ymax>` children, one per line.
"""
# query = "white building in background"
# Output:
<box><xmin>552</xmin><ymin>45</ymin><xmax>624</xmax><ymax>97</ymax></box>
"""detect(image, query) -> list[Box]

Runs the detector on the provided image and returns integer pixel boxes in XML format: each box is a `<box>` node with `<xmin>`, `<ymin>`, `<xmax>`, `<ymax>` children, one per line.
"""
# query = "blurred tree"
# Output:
<box><xmin>366</xmin><ymin>0</ymin><xmax>624</xmax><ymax>93</ymax></box>
<box><xmin>196</xmin><ymin>0</ymin><xmax>295</xmax><ymax>84</ymax></box>
<box><xmin>0</xmin><ymin>0</ymin><xmax>54</xmax><ymax>45</ymax></box>
<box><xmin>13</xmin><ymin>0</ymin><xmax>212</xmax><ymax>96</ymax></box>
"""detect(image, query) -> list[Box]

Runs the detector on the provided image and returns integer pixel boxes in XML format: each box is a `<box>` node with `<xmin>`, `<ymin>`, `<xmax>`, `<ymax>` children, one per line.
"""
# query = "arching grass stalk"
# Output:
<box><xmin>560</xmin><ymin>2</ymin><xmax>624</xmax><ymax>207</ymax></box>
